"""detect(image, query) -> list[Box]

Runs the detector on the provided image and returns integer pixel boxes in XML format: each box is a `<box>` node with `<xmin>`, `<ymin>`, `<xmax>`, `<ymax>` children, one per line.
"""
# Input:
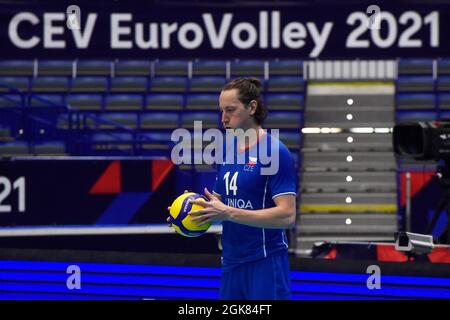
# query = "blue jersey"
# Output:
<box><xmin>213</xmin><ymin>132</ymin><xmax>297</xmax><ymax>272</ymax></box>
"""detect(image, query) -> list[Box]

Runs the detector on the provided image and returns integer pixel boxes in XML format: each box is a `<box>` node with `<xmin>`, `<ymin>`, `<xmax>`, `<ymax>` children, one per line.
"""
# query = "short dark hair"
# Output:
<box><xmin>222</xmin><ymin>77</ymin><xmax>267</xmax><ymax>125</ymax></box>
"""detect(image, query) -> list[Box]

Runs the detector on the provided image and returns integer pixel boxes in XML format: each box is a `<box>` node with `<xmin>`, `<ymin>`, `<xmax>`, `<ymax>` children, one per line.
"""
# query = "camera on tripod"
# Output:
<box><xmin>393</xmin><ymin>120</ymin><xmax>450</xmax><ymax>244</ymax></box>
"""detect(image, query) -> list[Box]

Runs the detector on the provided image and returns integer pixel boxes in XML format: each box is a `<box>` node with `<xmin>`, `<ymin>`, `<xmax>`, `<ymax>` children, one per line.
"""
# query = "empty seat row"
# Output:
<box><xmin>0</xmin><ymin>76</ymin><xmax>305</xmax><ymax>93</ymax></box>
<box><xmin>398</xmin><ymin>59</ymin><xmax>450</xmax><ymax>76</ymax></box>
<box><xmin>0</xmin><ymin>93</ymin><xmax>304</xmax><ymax>111</ymax></box>
<box><xmin>0</xmin><ymin>60</ymin><xmax>304</xmax><ymax>77</ymax></box>
<box><xmin>397</xmin><ymin>76</ymin><xmax>450</xmax><ymax>92</ymax></box>
<box><xmin>56</xmin><ymin>111</ymin><xmax>303</xmax><ymax>130</ymax></box>
<box><xmin>397</xmin><ymin>93</ymin><xmax>450</xmax><ymax>110</ymax></box>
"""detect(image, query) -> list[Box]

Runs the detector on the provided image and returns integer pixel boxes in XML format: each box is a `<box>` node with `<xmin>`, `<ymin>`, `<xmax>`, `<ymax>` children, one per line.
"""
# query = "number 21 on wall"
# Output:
<box><xmin>0</xmin><ymin>177</ymin><xmax>26</xmax><ymax>213</ymax></box>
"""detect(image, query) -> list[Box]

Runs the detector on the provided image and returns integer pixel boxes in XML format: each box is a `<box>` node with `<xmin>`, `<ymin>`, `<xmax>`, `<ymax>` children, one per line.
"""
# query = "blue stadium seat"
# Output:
<box><xmin>439</xmin><ymin>94</ymin><xmax>450</xmax><ymax>109</ymax></box>
<box><xmin>278</xmin><ymin>132</ymin><xmax>301</xmax><ymax>150</ymax></box>
<box><xmin>111</xmin><ymin>77</ymin><xmax>148</xmax><ymax>92</ymax></box>
<box><xmin>90</xmin><ymin>132</ymin><xmax>135</xmax><ymax>153</ymax></box>
<box><xmin>77</xmin><ymin>60</ymin><xmax>112</xmax><ymax>76</ymax></box>
<box><xmin>264</xmin><ymin>111</ymin><xmax>302</xmax><ymax>129</ymax></box>
<box><xmin>182</xmin><ymin>112</ymin><xmax>218</xmax><ymax>129</ymax></box>
<box><xmin>67</xmin><ymin>94</ymin><xmax>103</xmax><ymax>111</ymax></box>
<box><xmin>192</xmin><ymin>60</ymin><xmax>227</xmax><ymax>77</ymax></box>
<box><xmin>396</xmin><ymin>93</ymin><xmax>435</xmax><ymax>110</ymax></box>
<box><xmin>141</xmin><ymin>112</ymin><xmax>178</xmax><ymax>129</ymax></box>
<box><xmin>397</xmin><ymin>76</ymin><xmax>434</xmax><ymax>92</ymax></box>
<box><xmin>269</xmin><ymin>60</ymin><xmax>303</xmax><ymax>76</ymax></box>
<box><xmin>115</xmin><ymin>60</ymin><xmax>151</xmax><ymax>76</ymax></box>
<box><xmin>398</xmin><ymin>59</ymin><xmax>433</xmax><ymax>76</ymax></box>
<box><xmin>266</xmin><ymin>76</ymin><xmax>305</xmax><ymax>92</ymax></box>
<box><xmin>105</xmin><ymin>94</ymin><xmax>142</xmax><ymax>111</ymax></box>
<box><xmin>0</xmin><ymin>94</ymin><xmax>22</xmax><ymax>108</ymax></box>
<box><xmin>154</xmin><ymin>60</ymin><xmax>188</xmax><ymax>77</ymax></box>
<box><xmin>146</xmin><ymin>93</ymin><xmax>183</xmax><ymax>110</ymax></box>
<box><xmin>38</xmin><ymin>60</ymin><xmax>73</xmax><ymax>76</ymax></box>
<box><xmin>150</xmin><ymin>77</ymin><xmax>187</xmax><ymax>92</ymax></box>
<box><xmin>0</xmin><ymin>60</ymin><xmax>34</xmax><ymax>76</ymax></box>
<box><xmin>186</xmin><ymin>94</ymin><xmax>218</xmax><ymax>110</ymax></box>
<box><xmin>190</xmin><ymin>76</ymin><xmax>226</xmax><ymax>92</ymax></box>
<box><xmin>230</xmin><ymin>60</ymin><xmax>265</xmax><ymax>77</ymax></box>
<box><xmin>98</xmin><ymin>113</ymin><xmax>138</xmax><ymax>129</ymax></box>
<box><xmin>0</xmin><ymin>141</ymin><xmax>30</xmax><ymax>156</ymax></box>
<box><xmin>265</xmin><ymin>93</ymin><xmax>303</xmax><ymax>110</ymax></box>
<box><xmin>437</xmin><ymin>76</ymin><xmax>450</xmax><ymax>92</ymax></box>
<box><xmin>438</xmin><ymin>59</ymin><xmax>450</xmax><ymax>76</ymax></box>
<box><xmin>0</xmin><ymin>77</ymin><xmax>29</xmax><ymax>92</ymax></box>
<box><xmin>396</xmin><ymin>111</ymin><xmax>437</xmax><ymax>122</ymax></box>
<box><xmin>71</xmin><ymin>77</ymin><xmax>108</xmax><ymax>93</ymax></box>
<box><xmin>31</xmin><ymin>77</ymin><xmax>69</xmax><ymax>92</ymax></box>
<box><xmin>29</xmin><ymin>94</ymin><xmax>65</xmax><ymax>107</ymax></box>
<box><xmin>34</xmin><ymin>141</ymin><xmax>67</xmax><ymax>155</ymax></box>
<box><xmin>140</xmin><ymin>132</ymin><xmax>172</xmax><ymax>150</ymax></box>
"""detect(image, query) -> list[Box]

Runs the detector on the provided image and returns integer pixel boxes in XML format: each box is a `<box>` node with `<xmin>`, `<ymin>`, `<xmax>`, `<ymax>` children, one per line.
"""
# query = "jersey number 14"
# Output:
<box><xmin>223</xmin><ymin>171</ymin><xmax>238</xmax><ymax>196</ymax></box>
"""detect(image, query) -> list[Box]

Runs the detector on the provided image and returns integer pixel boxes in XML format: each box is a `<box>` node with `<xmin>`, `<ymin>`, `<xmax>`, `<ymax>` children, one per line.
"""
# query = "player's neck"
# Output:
<box><xmin>236</xmin><ymin>125</ymin><xmax>265</xmax><ymax>152</ymax></box>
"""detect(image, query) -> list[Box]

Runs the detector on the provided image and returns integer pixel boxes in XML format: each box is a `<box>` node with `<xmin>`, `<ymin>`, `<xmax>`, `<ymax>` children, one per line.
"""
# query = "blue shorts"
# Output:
<box><xmin>220</xmin><ymin>251</ymin><xmax>291</xmax><ymax>300</ymax></box>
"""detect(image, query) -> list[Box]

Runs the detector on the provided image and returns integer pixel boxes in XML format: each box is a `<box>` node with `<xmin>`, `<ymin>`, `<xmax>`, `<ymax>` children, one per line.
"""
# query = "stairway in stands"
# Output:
<box><xmin>296</xmin><ymin>81</ymin><xmax>398</xmax><ymax>255</ymax></box>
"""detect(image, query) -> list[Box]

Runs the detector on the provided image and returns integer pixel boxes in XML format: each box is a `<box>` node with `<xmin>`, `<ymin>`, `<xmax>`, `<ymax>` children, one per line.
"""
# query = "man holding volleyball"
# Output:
<box><xmin>170</xmin><ymin>78</ymin><xmax>297</xmax><ymax>300</ymax></box>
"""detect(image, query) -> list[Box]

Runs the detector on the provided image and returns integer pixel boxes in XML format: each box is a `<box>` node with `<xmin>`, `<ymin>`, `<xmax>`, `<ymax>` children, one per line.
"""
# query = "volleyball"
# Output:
<box><xmin>169</xmin><ymin>192</ymin><xmax>212</xmax><ymax>237</ymax></box>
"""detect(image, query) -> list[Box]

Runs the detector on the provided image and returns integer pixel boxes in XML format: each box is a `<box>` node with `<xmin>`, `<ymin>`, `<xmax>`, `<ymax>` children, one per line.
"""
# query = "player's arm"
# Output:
<box><xmin>190</xmin><ymin>188</ymin><xmax>296</xmax><ymax>229</ymax></box>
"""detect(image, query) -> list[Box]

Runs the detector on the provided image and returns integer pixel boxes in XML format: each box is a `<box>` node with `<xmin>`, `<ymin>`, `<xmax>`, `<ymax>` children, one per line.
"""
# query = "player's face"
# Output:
<box><xmin>219</xmin><ymin>89</ymin><xmax>255</xmax><ymax>130</ymax></box>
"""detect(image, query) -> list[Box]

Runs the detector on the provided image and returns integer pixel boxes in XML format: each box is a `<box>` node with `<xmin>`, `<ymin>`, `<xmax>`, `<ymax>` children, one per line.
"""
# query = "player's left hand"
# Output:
<box><xmin>188</xmin><ymin>188</ymin><xmax>230</xmax><ymax>226</ymax></box>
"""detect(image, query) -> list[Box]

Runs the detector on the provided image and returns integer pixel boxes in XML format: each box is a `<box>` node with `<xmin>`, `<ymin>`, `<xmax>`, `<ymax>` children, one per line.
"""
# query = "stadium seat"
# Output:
<box><xmin>115</xmin><ymin>60</ymin><xmax>151</xmax><ymax>76</ymax></box>
<box><xmin>439</xmin><ymin>94</ymin><xmax>450</xmax><ymax>109</ymax></box>
<box><xmin>266</xmin><ymin>76</ymin><xmax>305</xmax><ymax>92</ymax></box>
<box><xmin>437</xmin><ymin>76</ymin><xmax>450</xmax><ymax>92</ymax></box>
<box><xmin>34</xmin><ymin>141</ymin><xmax>67</xmax><ymax>155</ymax></box>
<box><xmin>0</xmin><ymin>60</ymin><xmax>34</xmax><ymax>76</ymax></box>
<box><xmin>154</xmin><ymin>60</ymin><xmax>188</xmax><ymax>76</ymax></box>
<box><xmin>230</xmin><ymin>60</ymin><xmax>265</xmax><ymax>77</ymax></box>
<box><xmin>31</xmin><ymin>77</ymin><xmax>69</xmax><ymax>92</ymax></box>
<box><xmin>269</xmin><ymin>60</ymin><xmax>303</xmax><ymax>76</ymax></box>
<box><xmin>67</xmin><ymin>94</ymin><xmax>103</xmax><ymax>111</ymax></box>
<box><xmin>140</xmin><ymin>132</ymin><xmax>172</xmax><ymax>150</ymax></box>
<box><xmin>29</xmin><ymin>94</ymin><xmax>65</xmax><ymax>107</ymax></box>
<box><xmin>105</xmin><ymin>94</ymin><xmax>142</xmax><ymax>111</ymax></box>
<box><xmin>110</xmin><ymin>77</ymin><xmax>148</xmax><ymax>92</ymax></box>
<box><xmin>192</xmin><ymin>60</ymin><xmax>227</xmax><ymax>77</ymax></box>
<box><xmin>0</xmin><ymin>94</ymin><xmax>22</xmax><ymax>108</ymax></box>
<box><xmin>38</xmin><ymin>60</ymin><xmax>73</xmax><ymax>76</ymax></box>
<box><xmin>397</xmin><ymin>76</ymin><xmax>434</xmax><ymax>92</ymax></box>
<box><xmin>264</xmin><ymin>111</ymin><xmax>302</xmax><ymax>129</ymax></box>
<box><xmin>0</xmin><ymin>77</ymin><xmax>29</xmax><ymax>92</ymax></box>
<box><xmin>146</xmin><ymin>94</ymin><xmax>183</xmax><ymax>110</ymax></box>
<box><xmin>396</xmin><ymin>93</ymin><xmax>435</xmax><ymax>110</ymax></box>
<box><xmin>182</xmin><ymin>112</ymin><xmax>218</xmax><ymax>129</ymax></box>
<box><xmin>398</xmin><ymin>59</ymin><xmax>433</xmax><ymax>75</ymax></box>
<box><xmin>278</xmin><ymin>132</ymin><xmax>301</xmax><ymax>150</ymax></box>
<box><xmin>150</xmin><ymin>77</ymin><xmax>187</xmax><ymax>92</ymax></box>
<box><xmin>186</xmin><ymin>94</ymin><xmax>218</xmax><ymax>110</ymax></box>
<box><xmin>438</xmin><ymin>58</ymin><xmax>450</xmax><ymax>76</ymax></box>
<box><xmin>0</xmin><ymin>126</ymin><xmax>12</xmax><ymax>141</ymax></box>
<box><xmin>265</xmin><ymin>93</ymin><xmax>304</xmax><ymax>110</ymax></box>
<box><xmin>141</xmin><ymin>112</ymin><xmax>178</xmax><ymax>129</ymax></box>
<box><xmin>98</xmin><ymin>113</ymin><xmax>138</xmax><ymax>129</ymax></box>
<box><xmin>0</xmin><ymin>141</ymin><xmax>30</xmax><ymax>156</ymax></box>
<box><xmin>396</xmin><ymin>111</ymin><xmax>437</xmax><ymax>122</ymax></box>
<box><xmin>91</xmin><ymin>132</ymin><xmax>135</xmax><ymax>152</ymax></box>
<box><xmin>71</xmin><ymin>77</ymin><xmax>108</xmax><ymax>93</ymax></box>
<box><xmin>190</xmin><ymin>76</ymin><xmax>226</xmax><ymax>92</ymax></box>
<box><xmin>77</xmin><ymin>60</ymin><xmax>112</xmax><ymax>76</ymax></box>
